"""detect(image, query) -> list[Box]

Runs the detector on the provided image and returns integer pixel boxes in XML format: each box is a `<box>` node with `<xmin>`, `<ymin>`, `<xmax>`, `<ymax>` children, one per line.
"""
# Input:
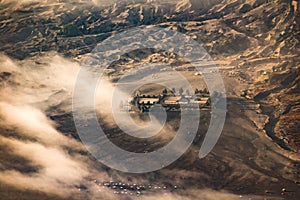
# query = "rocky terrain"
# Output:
<box><xmin>0</xmin><ymin>0</ymin><xmax>299</xmax><ymax>199</ymax></box>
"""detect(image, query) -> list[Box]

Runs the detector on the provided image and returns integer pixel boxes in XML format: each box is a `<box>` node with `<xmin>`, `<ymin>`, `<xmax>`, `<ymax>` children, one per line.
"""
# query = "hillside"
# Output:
<box><xmin>0</xmin><ymin>0</ymin><xmax>299</xmax><ymax>199</ymax></box>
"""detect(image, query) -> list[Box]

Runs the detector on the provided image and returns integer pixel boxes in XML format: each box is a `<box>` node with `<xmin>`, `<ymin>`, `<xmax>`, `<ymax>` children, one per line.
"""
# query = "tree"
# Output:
<box><xmin>195</xmin><ymin>88</ymin><xmax>199</xmax><ymax>94</ymax></box>
<box><xmin>179</xmin><ymin>88</ymin><xmax>184</xmax><ymax>96</ymax></box>
<box><xmin>162</xmin><ymin>88</ymin><xmax>168</xmax><ymax>95</ymax></box>
<box><xmin>186</xmin><ymin>89</ymin><xmax>190</xmax><ymax>96</ymax></box>
<box><xmin>206</xmin><ymin>97</ymin><xmax>211</xmax><ymax>106</ymax></box>
<box><xmin>172</xmin><ymin>88</ymin><xmax>176</xmax><ymax>94</ymax></box>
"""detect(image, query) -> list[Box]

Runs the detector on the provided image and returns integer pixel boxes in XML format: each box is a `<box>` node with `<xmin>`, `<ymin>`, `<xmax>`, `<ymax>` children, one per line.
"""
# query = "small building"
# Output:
<box><xmin>138</xmin><ymin>98</ymin><xmax>160</xmax><ymax>105</ymax></box>
<box><xmin>162</xmin><ymin>96</ymin><xmax>180</xmax><ymax>105</ymax></box>
<box><xmin>190</xmin><ymin>97</ymin><xmax>209</xmax><ymax>105</ymax></box>
<box><xmin>178</xmin><ymin>97</ymin><xmax>189</xmax><ymax>105</ymax></box>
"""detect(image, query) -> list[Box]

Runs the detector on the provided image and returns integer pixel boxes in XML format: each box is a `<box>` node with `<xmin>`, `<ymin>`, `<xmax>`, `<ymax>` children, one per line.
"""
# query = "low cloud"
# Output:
<box><xmin>0</xmin><ymin>136</ymin><xmax>88</xmax><ymax>196</ymax></box>
<box><xmin>0</xmin><ymin>53</ymin><xmax>113</xmax><ymax>198</ymax></box>
<box><xmin>0</xmin><ymin>102</ymin><xmax>81</xmax><ymax>148</ymax></box>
